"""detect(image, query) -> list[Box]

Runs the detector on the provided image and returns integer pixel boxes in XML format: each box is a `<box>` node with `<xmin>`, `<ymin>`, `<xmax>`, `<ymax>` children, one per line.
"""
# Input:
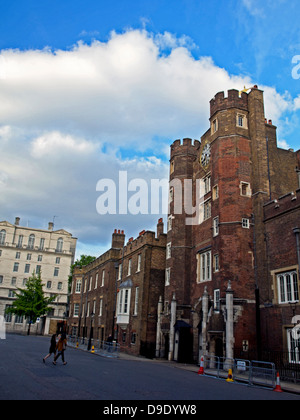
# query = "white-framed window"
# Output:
<box><xmin>47</xmin><ymin>281</ymin><xmax>52</xmax><ymax>289</ymax></box>
<box><xmin>212</xmin><ymin>184</ymin><xmax>219</xmax><ymax>201</ymax></box>
<box><xmin>57</xmin><ymin>282</ymin><xmax>63</xmax><ymax>290</ymax></box>
<box><xmin>237</xmin><ymin>113</ymin><xmax>248</xmax><ymax>129</ymax></box>
<box><xmin>54</xmin><ymin>267</ymin><xmax>59</xmax><ymax>277</ymax></box>
<box><xmin>75</xmin><ymin>278</ymin><xmax>81</xmax><ymax>293</ymax></box>
<box><xmin>213</xmin><ymin>254</ymin><xmax>219</xmax><ymax>272</ymax></box>
<box><xmin>165</xmin><ymin>268</ymin><xmax>171</xmax><ymax>286</ymax></box>
<box><xmin>137</xmin><ymin>254</ymin><xmax>141</xmax><ymax>272</ymax></box>
<box><xmin>211</xmin><ymin>118</ymin><xmax>218</xmax><ymax>134</ymax></box>
<box><xmin>277</xmin><ymin>271</ymin><xmax>299</xmax><ymax>304</ymax></box>
<box><xmin>99</xmin><ymin>298</ymin><xmax>103</xmax><ymax>317</ymax></box>
<box><xmin>240</xmin><ymin>181</ymin><xmax>251</xmax><ymax>197</ymax></box>
<box><xmin>118</xmin><ymin>263</ymin><xmax>122</xmax><ymax>280</ymax></box>
<box><xmin>242</xmin><ymin>218</ymin><xmax>250</xmax><ymax>229</ymax></box>
<box><xmin>166</xmin><ymin>242</ymin><xmax>171</xmax><ymax>259</ymax></box>
<box><xmin>118</xmin><ymin>288</ymin><xmax>131</xmax><ymax>314</ymax></box>
<box><xmin>197</xmin><ymin>250</ymin><xmax>211</xmax><ymax>283</ymax></box>
<box><xmin>95</xmin><ymin>272</ymin><xmax>98</xmax><ymax>289</ymax></box>
<box><xmin>167</xmin><ymin>215</ymin><xmax>173</xmax><ymax>232</ymax></box>
<box><xmin>204</xmin><ymin>199</ymin><xmax>211</xmax><ymax>221</ymax></box>
<box><xmin>101</xmin><ymin>270</ymin><xmax>105</xmax><ymax>287</ymax></box>
<box><xmin>134</xmin><ymin>287</ymin><xmax>139</xmax><ymax>315</ymax></box>
<box><xmin>204</xmin><ymin>175</ymin><xmax>211</xmax><ymax>195</ymax></box>
<box><xmin>287</xmin><ymin>328</ymin><xmax>300</xmax><ymax>364</ymax></box>
<box><xmin>13</xmin><ymin>262</ymin><xmax>19</xmax><ymax>272</ymax></box>
<box><xmin>213</xmin><ymin>216</ymin><xmax>219</xmax><ymax>237</ymax></box>
<box><xmin>74</xmin><ymin>303</ymin><xmax>80</xmax><ymax>317</ymax></box>
<box><xmin>214</xmin><ymin>289</ymin><xmax>220</xmax><ymax>312</ymax></box>
<box><xmin>127</xmin><ymin>259</ymin><xmax>132</xmax><ymax>276</ymax></box>
<box><xmin>28</xmin><ymin>234</ymin><xmax>35</xmax><ymax>250</ymax></box>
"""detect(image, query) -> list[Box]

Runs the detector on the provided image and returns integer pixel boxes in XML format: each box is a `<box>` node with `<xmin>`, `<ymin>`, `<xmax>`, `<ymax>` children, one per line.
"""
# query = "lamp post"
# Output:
<box><xmin>112</xmin><ymin>262</ymin><xmax>119</xmax><ymax>341</ymax></box>
<box><xmin>87</xmin><ymin>311</ymin><xmax>94</xmax><ymax>351</ymax></box>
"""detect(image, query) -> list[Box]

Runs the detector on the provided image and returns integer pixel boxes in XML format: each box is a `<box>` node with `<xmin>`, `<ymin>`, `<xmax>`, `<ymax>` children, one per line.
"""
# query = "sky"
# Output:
<box><xmin>0</xmin><ymin>0</ymin><xmax>300</xmax><ymax>259</ymax></box>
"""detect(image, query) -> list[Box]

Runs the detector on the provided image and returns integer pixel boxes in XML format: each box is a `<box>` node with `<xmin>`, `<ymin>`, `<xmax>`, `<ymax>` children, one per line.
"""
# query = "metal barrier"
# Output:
<box><xmin>201</xmin><ymin>355</ymin><xmax>276</xmax><ymax>389</ymax></box>
<box><xmin>67</xmin><ymin>335</ymin><xmax>120</xmax><ymax>358</ymax></box>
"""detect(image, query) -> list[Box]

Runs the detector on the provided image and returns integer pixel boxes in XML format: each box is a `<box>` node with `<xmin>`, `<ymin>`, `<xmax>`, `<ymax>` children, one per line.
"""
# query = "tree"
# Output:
<box><xmin>5</xmin><ymin>271</ymin><xmax>57</xmax><ymax>335</ymax></box>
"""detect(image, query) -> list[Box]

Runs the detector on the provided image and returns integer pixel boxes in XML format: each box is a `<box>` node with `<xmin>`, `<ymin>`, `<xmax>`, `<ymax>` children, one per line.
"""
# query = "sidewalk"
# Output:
<box><xmin>70</xmin><ymin>342</ymin><xmax>300</xmax><ymax>395</ymax></box>
<box><xmin>118</xmin><ymin>351</ymin><xmax>300</xmax><ymax>395</ymax></box>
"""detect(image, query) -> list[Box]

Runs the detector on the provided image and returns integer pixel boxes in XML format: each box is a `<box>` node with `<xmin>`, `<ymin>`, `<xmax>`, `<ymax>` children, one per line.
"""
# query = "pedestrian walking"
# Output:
<box><xmin>43</xmin><ymin>334</ymin><xmax>57</xmax><ymax>363</ymax></box>
<box><xmin>53</xmin><ymin>333</ymin><xmax>67</xmax><ymax>365</ymax></box>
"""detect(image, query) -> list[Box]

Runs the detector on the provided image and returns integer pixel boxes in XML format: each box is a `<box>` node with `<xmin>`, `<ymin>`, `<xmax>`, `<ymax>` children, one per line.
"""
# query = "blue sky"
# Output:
<box><xmin>0</xmin><ymin>0</ymin><xmax>299</xmax><ymax>258</ymax></box>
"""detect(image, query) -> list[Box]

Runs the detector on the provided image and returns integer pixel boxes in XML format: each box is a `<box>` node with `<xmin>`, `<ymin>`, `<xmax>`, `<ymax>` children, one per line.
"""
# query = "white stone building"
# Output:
<box><xmin>0</xmin><ymin>217</ymin><xmax>77</xmax><ymax>335</ymax></box>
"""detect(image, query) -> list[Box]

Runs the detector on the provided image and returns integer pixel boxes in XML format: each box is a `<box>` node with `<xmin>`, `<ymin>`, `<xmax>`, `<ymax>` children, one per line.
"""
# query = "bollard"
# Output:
<box><xmin>198</xmin><ymin>356</ymin><xmax>204</xmax><ymax>375</ymax></box>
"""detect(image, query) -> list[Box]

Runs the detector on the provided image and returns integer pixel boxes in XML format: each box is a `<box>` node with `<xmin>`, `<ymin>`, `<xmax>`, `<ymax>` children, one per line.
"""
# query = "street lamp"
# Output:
<box><xmin>87</xmin><ymin>311</ymin><xmax>94</xmax><ymax>351</ymax></box>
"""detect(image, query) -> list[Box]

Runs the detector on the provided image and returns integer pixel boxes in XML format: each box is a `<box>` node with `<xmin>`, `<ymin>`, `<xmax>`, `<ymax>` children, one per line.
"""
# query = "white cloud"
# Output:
<box><xmin>0</xmin><ymin>28</ymin><xmax>297</xmax><ymax>257</ymax></box>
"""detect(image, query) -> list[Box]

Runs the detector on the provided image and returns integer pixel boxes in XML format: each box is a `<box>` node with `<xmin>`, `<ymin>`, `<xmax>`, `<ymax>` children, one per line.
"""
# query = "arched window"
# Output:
<box><xmin>56</xmin><ymin>237</ymin><xmax>63</xmax><ymax>252</ymax></box>
<box><xmin>0</xmin><ymin>230</ymin><xmax>6</xmax><ymax>245</ymax></box>
<box><xmin>28</xmin><ymin>234</ymin><xmax>35</xmax><ymax>249</ymax></box>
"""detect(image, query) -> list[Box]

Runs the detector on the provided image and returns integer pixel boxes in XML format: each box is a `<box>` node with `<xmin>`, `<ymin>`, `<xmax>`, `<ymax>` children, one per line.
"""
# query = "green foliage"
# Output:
<box><xmin>68</xmin><ymin>254</ymin><xmax>96</xmax><ymax>290</ymax></box>
<box><xmin>5</xmin><ymin>271</ymin><xmax>57</xmax><ymax>334</ymax></box>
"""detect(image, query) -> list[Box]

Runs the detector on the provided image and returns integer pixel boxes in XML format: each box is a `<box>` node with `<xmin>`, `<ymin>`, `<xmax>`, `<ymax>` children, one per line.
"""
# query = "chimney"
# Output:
<box><xmin>15</xmin><ymin>217</ymin><xmax>20</xmax><ymax>226</ymax></box>
<box><xmin>48</xmin><ymin>222</ymin><xmax>54</xmax><ymax>231</ymax></box>
<box><xmin>112</xmin><ymin>229</ymin><xmax>125</xmax><ymax>249</ymax></box>
<box><xmin>157</xmin><ymin>218</ymin><xmax>164</xmax><ymax>237</ymax></box>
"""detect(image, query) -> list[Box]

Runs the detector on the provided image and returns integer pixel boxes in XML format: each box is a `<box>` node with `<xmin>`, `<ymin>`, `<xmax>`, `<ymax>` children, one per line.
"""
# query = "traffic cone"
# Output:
<box><xmin>76</xmin><ymin>342</ymin><xmax>79</xmax><ymax>348</ymax></box>
<box><xmin>274</xmin><ymin>372</ymin><xmax>283</xmax><ymax>392</ymax></box>
<box><xmin>91</xmin><ymin>345</ymin><xmax>95</xmax><ymax>354</ymax></box>
<box><xmin>226</xmin><ymin>368</ymin><xmax>234</xmax><ymax>382</ymax></box>
<box><xmin>198</xmin><ymin>356</ymin><xmax>204</xmax><ymax>375</ymax></box>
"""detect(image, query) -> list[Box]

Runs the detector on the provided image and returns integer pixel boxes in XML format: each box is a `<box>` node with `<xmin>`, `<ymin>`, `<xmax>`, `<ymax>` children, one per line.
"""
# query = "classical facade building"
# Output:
<box><xmin>156</xmin><ymin>86</ymin><xmax>300</xmax><ymax>363</ymax></box>
<box><xmin>0</xmin><ymin>217</ymin><xmax>77</xmax><ymax>335</ymax></box>
<box><xmin>68</xmin><ymin>219</ymin><xmax>166</xmax><ymax>358</ymax></box>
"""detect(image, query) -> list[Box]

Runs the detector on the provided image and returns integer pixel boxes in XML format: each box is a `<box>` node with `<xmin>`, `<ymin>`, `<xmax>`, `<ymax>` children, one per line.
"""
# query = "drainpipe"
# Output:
<box><xmin>226</xmin><ymin>281</ymin><xmax>234</xmax><ymax>361</ymax></box>
<box><xmin>293</xmin><ymin>227</ymin><xmax>300</xmax><ymax>288</ymax></box>
<box><xmin>155</xmin><ymin>296</ymin><xmax>163</xmax><ymax>358</ymax></box>
<box><xmin>169</xmin><ymin>293</ymin><xmax>176</xmax><ymax>361</ymax></box>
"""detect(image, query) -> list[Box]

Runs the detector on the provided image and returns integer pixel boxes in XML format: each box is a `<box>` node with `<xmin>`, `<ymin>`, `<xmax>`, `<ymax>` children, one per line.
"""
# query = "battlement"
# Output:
<box><xmin>210</xmin><ymin>88</ymin><xmax>250</xmax><ymax>118</ymax></box>
<box><xmin>170</xmin><ymin>138</ymin><xmax>200</xmax><ymax>158</ymax></box>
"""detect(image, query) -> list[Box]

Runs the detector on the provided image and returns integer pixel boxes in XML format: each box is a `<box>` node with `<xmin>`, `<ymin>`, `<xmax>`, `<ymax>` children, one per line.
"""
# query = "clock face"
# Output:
<box><xmin>201</xmin><ymin>143</ymin><xmax>211</xmax><ymax>166</ymax></box>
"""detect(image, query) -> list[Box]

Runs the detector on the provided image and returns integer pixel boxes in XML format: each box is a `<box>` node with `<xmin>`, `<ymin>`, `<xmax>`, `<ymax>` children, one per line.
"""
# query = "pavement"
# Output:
<box><xmin>68</xmin><ymin>341</ymin><xmax>300</xmax><ymax>395</ymax></box>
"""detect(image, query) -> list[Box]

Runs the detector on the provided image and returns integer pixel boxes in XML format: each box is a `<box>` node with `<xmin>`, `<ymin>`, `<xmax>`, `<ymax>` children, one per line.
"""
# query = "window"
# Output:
<box><xmin>57</xmin><ymin>282</ymin><xmax>63</xmax><ymax>290</ymax></box>
<box><xmin>47</xmin><ymin>281</ymin><xmax>52</xmax><ymax>289</ymax></box>
<box><xmin>74</xmin><ymin>303</ymin><xmax>80</xmax><ymax>317</ymax></box>
<box><xmin>5</xmin><ymin>305</ymin><xmax>12</xmax><ymax>322</ymax></box>
<box><xmin>170</xmin><ymin>160</ymin><xmax>174</xmax><ymax>174</ymax></box>
<box><xmin>213</xmin><ymin>217</ymin><xmax>219</xmax><ymax>237</ymax></box>
<box><xmin>8</xmin><ymin>290</ymin><xmax>15</xmax><ymax>298</ymax></box>
<box><xmin>15</xmin><ymin>314</ymin><xmax>23</xmax><ymax>324</ymax></box>
<box><xmin>54</xmin><ymin>267</ymin><xmax>59</xmax><ymax>277</ymax></box>
<box><xmin>212</xmin><ymin>184</ymin><xmax>219</xmax><ymax>201</ymax></box>
<box><xmin>277</xmin><ymin>271</ymin><xmax>299</xmax><ymax>304</ymax></box>
<box><xmin>165</xmin><ymin>268</ymin><xmax>171</xmax><ymax>286</ymax></box>
<box><xmin>39</xmin><ymin>238</ymin><xmax>45</xmax><ymax>250</ymax></box>
<box><xmin>101</xmin><ymin>270</ymin><xmax>105</xmax><ymax>287</ymax></box>
<box><xmin>23</xmin><ymin>278</ymin><xmax>27</xmax><ymax>286</ymax></box>
<box><xmin>11</xmin><ymin>277</ymin><xmax>16</xmax><ymax>286</ymax></box>
<box><xmin>118</xmin><ymin>263</ymin><xmax>122</xmax><ymax>280</ymax></box>
<box><xmin>242</xmin><ymin>218</ymin><xmax>250</xmax><ymax>229</ymax></box>
<box><xmin>240</xmin><ymin>181</ymin><xmax>251</xmax><ymax>197</ymax></box>
<box><xmin>75</xmin><ymin>279</ymin><xmax>81</xmax><ymax>293</ymax></box>
<box><xmin>27</xmin><ymin>253</ymin><xmax>31</xmax><ymax>261</ymax></box>
<box><xmin>237</xmin><ymin>113</ymin><xmax>247</xmax><ymax>129</ymax></box>
<box><xmin>24</xmin><ymin>264</ymin><xmax>30</xmax><ymax>273</ymax></box>
<box><xmin>13</xmin><ymin>262</ymin><xmax>19</xmax><ymax>272</ymax></box>
<box><xmin>204</xmin><ymin>175</ymin><xmax>211</xmax><ymax>195</ymax></box>
<box><xmin>167</xmin><ymin>215</ymin><xmax>173</xmax><ymax>232</ymax></box>
<box><xmin>56</xmin><ymin>238</ymin><xmax>63</xmax><ymax>252</ymax></box>
<box><xmin>197</xmin><ymin>250</ymin><xmax>211</xmax><ymax>282</ymax></box>
<box><xmin>15</xmin><ymin>252</ymin><xmax>21</xmax><ymax>259</ymax></box>
<box><xmin>214</xmin><ymin>289</ymin><xmax>220</xmax><ymax>312</ymax></box>
<box><xmin>211</xmin><ymin>118</ymin><xmax>218</xmax><ymax>133</ymax></box>
<box><xmin>36</xmin><ymin>265</ymin><xmax>41</xmax><ymax>274</ymax></box>
<box><xmin>127</xmin><ymin>259</ymin><xmax>132</xmax><ymax>276</ymax></box>
<box><xmin>0</xmin><ymin>275</ymin><xmax>3</xmax><ymax>284</ymax></box>
<box><xmin>55</xmin><ymin>257</ymin><xmax>60</xmax><ymax>264</ymax></box>
<box><xmin>28</xmin><ymin>234</ymin><xmax>35</xmax><ymax>249</ymax></box>
<box><xmin>38</xmin><ymin>255</ymin><xmax>43</xmax><ymax>262</ymax></box>
<box><xmin>99</xmin><ymin>298</ymin><xmax>103</xmax><ymax>317</ymax></box>
<box><xmin>137</xmin><ymin>254</ymin><xmax>141</xmax><ymax>272</ymax></box>
<box><xmin>131</xmin><ymin>332</ymin><xmax>137</xmax><ymax>344</ymax></box>
<box><xmin>17</xmin><ymin>235</ymin><xmax>23</xmax><ymax>248</ymax></box>
<box><xmin>214</xmin><ymin>254</ymin><xmax>219</xmax><ymax>272</ymax></box>
<box><xmin>166</xmin><ymin>243</ymin><xmax>171</xmax><ymax>259</ymax></box>
<box><xmin>118</xmin><ymin>288</ymin><xmax>131</xmax><ymax>315</ymax></box>
<box><xmin>0</xmin><ymin>230</ymin><xmax>6</xmax><ymax>245</ymax></box>
<box><xmin>134</xmin><ymin>287</ymin><xmax>139</xmax><ymax>315</ymax></box>
<box><xmin>204</xmin><ymin>200</ymin><xmax>211</xmax><ymax>221</ymax></box>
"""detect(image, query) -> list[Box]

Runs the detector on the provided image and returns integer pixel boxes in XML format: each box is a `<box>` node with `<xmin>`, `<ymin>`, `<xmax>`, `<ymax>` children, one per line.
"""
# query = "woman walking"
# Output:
<box><xmin>53</xmin><ymin>333</ymin><xmax>67</xmax><ymax>365</ymax></box>
<box><xmin>43</xmin><ymin>334</ymin><xmax>57</xmax><ymax>363</ymax></box>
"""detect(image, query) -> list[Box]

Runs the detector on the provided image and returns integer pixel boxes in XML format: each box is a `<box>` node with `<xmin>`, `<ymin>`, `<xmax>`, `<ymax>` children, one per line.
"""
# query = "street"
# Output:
<box><xmin>0</xmin><ymin>334</ymin><xmax>299</xmax><ymax>404</ymax></box>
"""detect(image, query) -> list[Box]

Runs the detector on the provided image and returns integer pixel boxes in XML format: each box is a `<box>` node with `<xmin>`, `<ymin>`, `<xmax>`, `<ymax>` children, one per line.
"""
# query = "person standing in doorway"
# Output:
<box><xmin>53</xmin><ymin>333</ymin><xmax>67</xmax><ymax>365</ymax></box>
<box><xmin>43</xmin><ymin>334</ymin><xmax>57</xmax><ymax>363</ymax></box>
